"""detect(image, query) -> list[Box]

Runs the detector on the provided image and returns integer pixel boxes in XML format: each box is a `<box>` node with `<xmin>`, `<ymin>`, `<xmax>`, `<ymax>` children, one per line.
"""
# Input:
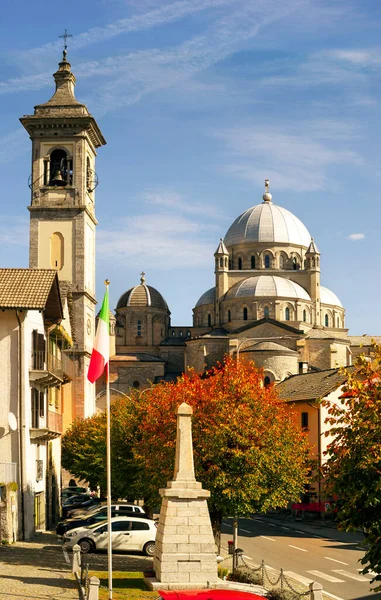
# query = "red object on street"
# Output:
<box><xmin>158</xmin><ymin>591</ymin><xmax>265</xmax><ymax>600</ymax></box>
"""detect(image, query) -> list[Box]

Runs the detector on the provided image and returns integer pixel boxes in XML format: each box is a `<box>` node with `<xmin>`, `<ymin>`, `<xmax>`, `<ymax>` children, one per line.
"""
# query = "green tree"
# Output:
<box><xmin>323</xmin><ymin>344</ymin><xmax>381</xmax><ymax>591</ymax></box>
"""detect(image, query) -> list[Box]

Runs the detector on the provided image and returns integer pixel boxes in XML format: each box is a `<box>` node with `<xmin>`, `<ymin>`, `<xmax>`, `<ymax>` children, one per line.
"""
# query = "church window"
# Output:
<box><xmin>251</xmin><ymin>256</ymin><xmax>256</xmax><ymax>269</ymax></box>
<box><xmin>303</xmin><ymin>309</ymin><xmax>307</xmax><ymax>322</ymax></box>
<box><xmin>264</xmin><ymin>306</ymin><xmax>269</xmax><ymax>318</ymax></box>
<box><xmin>207</xmin><ymin>313</ymin><xmax>212</xmax><ymax>327</ymax></box>
<box><xmin>238</xmin><ymin>257</ymin><xmax>242</xmax><ymax>270</ymax></box>
<box><xmin>264</xmin><ymin>376</ymin><xmax>271</xmax><ymax>387</ymax></box>
<box><xmin>228</xmin><ymin>309</ymin><xmax>231</xmax><ymax>322</ymax></box>
<box><xmin>50</xmin><ymin>232</ymin><xmax>64</xmax><ymax>270</ymax></box>
<box><xmin>243</xmin><ymin>307</ymin><xmax>248</xmax><ymax>321</ymax></box>
<box><xmin>279</xmin><ymin>255</ymin><xmax>284</xmax><ymax>269</ymax></box>
<box><xmin>187</xmin><ymin>330</ymin><xmax>191</xmax><ymax>337</ymax></box>
<box><xmin>219</xmin><ymin>257</ymin><xmax>223</xmax><ymax>267</ymax></box>
<box><xmin>301</xmin><ymin>412</ymin><xmax>309</xmax><ymax>428</ymax></box>
<box><xmin>264</xmin><ymin>255</ymin><xmax>270</xmax><ymax>269</ymax></box>
<box><xmin>304</xmin><ymin>259</ymin><xmax>307</xmax><ymax>269</ymax></box>
<box><xmin>325</xmin><ymin>314</ymin><xmax>329</xmax><ymax>327</ymax></box>
<box><xmin>133</xmin><ymin>380</ymin><xmax>140</xmax><ymax>388</ymax></box>
<box><xmin>179</xmin><ymin>330</ymin><xmax>183</xmax><ymax>337</ymax></box>
<box><xmin>336</xmin><ymin>317</ymin><xmax>339</xmax><ymax>328</ymax></box>
<box><xmin>49</xmin><ymin>149</ymin><xmax>72</xmax><ymax>186</ymax></box>
<box><xmin>172</xmin><ymin>330</ymin><xmax>176</xmax><ymax>336</ymax></box>
<box><xmin>225</xmin><ymin>257</ymin><xmax>228</xmax><ymax>268</ymax></box>
<box><xmin>285</xmin><ymin>307</ymin><xmax>290</xmax><ymax>321</ymax></box>
<box><xmin>137</xmin><ymin>320</ymin><xmax>142</xmax><ymax>336</ymax></box>
<box><xmin>292</xmin><ymin>257</ymin><xmax>299</xmax><ymax>270</ymax></box>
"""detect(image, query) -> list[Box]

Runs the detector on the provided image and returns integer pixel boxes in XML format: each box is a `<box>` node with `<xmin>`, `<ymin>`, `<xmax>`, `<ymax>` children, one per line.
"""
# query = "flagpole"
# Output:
<box><xmin>105</xmin><ymin>280</ymin><xmax>113</xmax><ymax>600</ymax></box>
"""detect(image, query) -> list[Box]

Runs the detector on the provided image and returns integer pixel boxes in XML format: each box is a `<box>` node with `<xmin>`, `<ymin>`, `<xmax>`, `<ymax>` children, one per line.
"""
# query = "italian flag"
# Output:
<box><xmin>88</xmin><ymin>287</ymin><xmax>109</xmax><ymax>383</ymax></box>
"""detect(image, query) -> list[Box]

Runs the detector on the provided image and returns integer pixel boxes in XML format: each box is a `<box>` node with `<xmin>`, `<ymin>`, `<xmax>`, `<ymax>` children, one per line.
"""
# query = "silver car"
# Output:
<box><xmin>63</xmin><ymin>516</ymin><xmax>157</xmax><ymax>556</ymax></box>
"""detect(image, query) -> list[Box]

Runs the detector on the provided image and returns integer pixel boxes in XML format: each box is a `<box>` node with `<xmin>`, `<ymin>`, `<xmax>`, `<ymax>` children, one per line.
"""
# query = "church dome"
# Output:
<box><xmin>320</xmin><ymin>286</ymin><xmax>342</xmax><ymax>307</ymax></box>
<box><xmin>116</xmin><ymin>275</ymin><xmax>169</xmax><ymax>311</ymax></box>
<box><xmin>225</xmin><ymin>275</ymin><xmax>311</xmax><ymax>301</ymax></box>
<box><xmin>224</xmin><ymin>184</ymin><xmax>311</xmax><ymax>248</ymax></box>
<box><xmin>195</xmin><ymin>287</ymin><xmax>215</xmax><ymax>307</ymax></box>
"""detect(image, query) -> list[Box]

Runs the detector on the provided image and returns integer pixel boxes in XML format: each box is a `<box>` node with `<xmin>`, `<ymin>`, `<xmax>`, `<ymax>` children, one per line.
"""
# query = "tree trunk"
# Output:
<box><xmin>210</xmin><ymin>508</ymin><xmax>223</xmax><ymax>554</ymax></box>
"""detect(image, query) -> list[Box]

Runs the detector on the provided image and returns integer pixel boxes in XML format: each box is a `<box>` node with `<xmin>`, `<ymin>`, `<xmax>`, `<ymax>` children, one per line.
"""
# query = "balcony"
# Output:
<box><xmin>29</xmin><ymin>351</ymin><xmax>64</xmax><ymax>386</ymax></box>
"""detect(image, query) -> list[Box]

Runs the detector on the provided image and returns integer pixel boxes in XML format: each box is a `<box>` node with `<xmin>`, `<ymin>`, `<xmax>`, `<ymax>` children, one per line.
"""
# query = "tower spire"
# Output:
<box><xmin>58</xmin><ymin>29</ymin><xmax>72</xmax><ymax>61</ymax></box>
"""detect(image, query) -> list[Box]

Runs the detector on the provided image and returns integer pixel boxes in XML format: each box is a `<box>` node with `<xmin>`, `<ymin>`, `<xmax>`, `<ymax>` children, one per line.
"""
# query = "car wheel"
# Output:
<box><xmin>143</xmin><ymin>541</ymin><xmax>155</xmax><ymax>556</ymax></box>
<box><xmin>79</xmin><ymin>538</ymin><xmax>94</xmax><ymax>554</ymax></box>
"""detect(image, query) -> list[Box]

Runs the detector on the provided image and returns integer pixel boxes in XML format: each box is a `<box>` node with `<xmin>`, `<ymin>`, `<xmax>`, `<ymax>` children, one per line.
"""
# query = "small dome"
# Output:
<box><xmin>224</xmin><ymin>198</ymin><xmax>311</xmax><ymax>248</ymax></box>
<box><xmin>117</xmin><ymin>283</ymin><xmax>168</xmax><ymax>311</ymax></box>
<box><xmin>320</xmin><ymin>286</ymin><xmax>342</xmax><ymax>307</ymax></box>
<box><xmin>225</xmin><ymin>275</ymin><xmax>311</xmax><ymax>301</ymax></box>
<box><xmin>244</xmin><ymin>341</ymin><xmax>298</xmax><ymax>354</ymax></box>
<box><xmin>195</xmin><ymin>287</ymin><xmax>215</xmax><ymax>307</ymax></box>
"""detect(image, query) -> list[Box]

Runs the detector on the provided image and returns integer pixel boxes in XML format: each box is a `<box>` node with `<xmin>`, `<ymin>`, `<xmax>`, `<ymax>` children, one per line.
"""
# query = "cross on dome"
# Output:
<box><xmin>140</xmin><ymin>271</ymin><xmax>146</xmax><ymax>284</ymax></box>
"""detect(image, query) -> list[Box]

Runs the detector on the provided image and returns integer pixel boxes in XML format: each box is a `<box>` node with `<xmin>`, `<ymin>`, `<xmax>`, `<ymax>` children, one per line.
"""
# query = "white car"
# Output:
<box><xmin>63</xmin><ymin>516</ymin><xmax>157</xmax><ymax>556</ymax></box>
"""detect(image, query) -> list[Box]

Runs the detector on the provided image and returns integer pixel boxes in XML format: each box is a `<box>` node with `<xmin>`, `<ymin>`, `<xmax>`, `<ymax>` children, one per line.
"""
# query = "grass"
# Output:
<box><xmin>90</xmin><ymin>571</ymin><xmax>158</xmax><ymax>600</ymax></box>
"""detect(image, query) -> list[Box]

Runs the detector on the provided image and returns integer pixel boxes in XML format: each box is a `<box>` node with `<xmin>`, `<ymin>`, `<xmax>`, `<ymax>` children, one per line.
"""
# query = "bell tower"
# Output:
<box><xmin>20</xmin><ymin>48</ymin><xmax>106</xmax><ymax>417</ymax></box>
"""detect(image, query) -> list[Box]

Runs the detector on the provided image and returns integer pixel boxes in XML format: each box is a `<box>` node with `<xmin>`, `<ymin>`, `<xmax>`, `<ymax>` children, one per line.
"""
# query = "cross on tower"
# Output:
<box><xmin>140</xmin><ymin>271</ymin><xmax>146</xmax><ymax>284</ymax></box>
<box><xmin>58</xmin><ymin>29</ymin><xmax>72</xmax><ymax>59</ymax></box>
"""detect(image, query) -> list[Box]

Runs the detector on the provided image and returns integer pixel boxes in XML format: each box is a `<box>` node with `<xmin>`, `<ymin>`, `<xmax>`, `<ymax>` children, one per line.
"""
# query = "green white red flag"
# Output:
<box><xmin>88</xmin><ymin>286</ymin><xmax>109</xmax><ymax>383</ymax></box>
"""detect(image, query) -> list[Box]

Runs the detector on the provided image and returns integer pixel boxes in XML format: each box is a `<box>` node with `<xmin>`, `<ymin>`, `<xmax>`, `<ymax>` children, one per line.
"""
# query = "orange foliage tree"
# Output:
<box><xmin>132</xmin><ymin>356</ymin><xmax>310</xmax><ymax>528</ymax></box>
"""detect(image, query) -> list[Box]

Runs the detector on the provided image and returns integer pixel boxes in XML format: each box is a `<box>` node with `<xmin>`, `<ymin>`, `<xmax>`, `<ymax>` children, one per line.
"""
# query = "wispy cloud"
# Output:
<box><xmin>142</xmin><ymin>190</ymin><xmax>226</xmax><ymax>220</ymax></box>
<box><xmin>214</xmin><ymin>122</ymin><xmax>364</xmax><ymax>192</ymax></box>
<box><xmin>0</xmin><ymin>216</ymin><xmax>29</xmax><ymax>246</ymax></box>
<box><xmin>97</xmin><ymin>213</ymin><xmax>217</xmax><ymax>268</ymax></box>
<box><xmin>346</xmin><ymin>232</ymin><xmax>365</xmax><ymax>241</ymax></box>
<box><xmin>0</xmin><ymin>130</ymin><xmax>28</xmax><ymax>164</ymax></box>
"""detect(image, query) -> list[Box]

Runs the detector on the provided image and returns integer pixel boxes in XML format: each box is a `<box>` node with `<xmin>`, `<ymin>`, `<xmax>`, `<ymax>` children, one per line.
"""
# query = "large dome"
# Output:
<box><xmin>224</xmin><ymin>194</ymin><xmax>311</xmax><ymax>248</ymax></box>
<box><xmin>320</xmin><ymin>286</ymin><xmax>342</xmax><ymax>307</ymax></box>
<box><xmin>195</xmin><ymin>287</ymin><xmax>215</xmax><ymax>307</ymax></box>
<box><xmin>225</xmin><ymin>275</ymin><xmax>311</xmax><ymax>301</ymax></box>
<box><xmin>116</xmin><ymin>277</ymin><xmax>168</xmax><ymax>311</ymax></box>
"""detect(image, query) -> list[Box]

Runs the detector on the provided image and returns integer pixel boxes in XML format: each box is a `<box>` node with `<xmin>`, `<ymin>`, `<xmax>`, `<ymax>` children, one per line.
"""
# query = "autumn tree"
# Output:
<box><xmin>323</xmin><ymin>344</ymin><xmax>381</xmax><ymax>590</ymax></box>
<box><xmin>132</xmin><ymin>356</ymin><xmax>310</xmax><ymax>531</ymax></box>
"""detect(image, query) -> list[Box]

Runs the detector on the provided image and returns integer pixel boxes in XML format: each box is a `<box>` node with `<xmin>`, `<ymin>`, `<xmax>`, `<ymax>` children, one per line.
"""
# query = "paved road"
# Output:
<box><xmin>221</xmin><ymin>514</ymin><xmax>381</xmax><ymax>600</ymax></box>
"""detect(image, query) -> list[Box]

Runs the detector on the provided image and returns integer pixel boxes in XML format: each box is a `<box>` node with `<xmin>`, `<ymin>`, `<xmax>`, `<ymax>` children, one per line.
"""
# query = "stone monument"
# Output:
<box><xmin>151</xmin><ymin>402</ymin><xmax>218</xmax><ymax>589</ymax></box>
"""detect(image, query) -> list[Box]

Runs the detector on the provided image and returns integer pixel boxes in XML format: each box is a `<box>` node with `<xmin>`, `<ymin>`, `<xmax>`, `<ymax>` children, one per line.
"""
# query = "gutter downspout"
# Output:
<box><xmin>15</xmin><ymin>309</ymin><xmax>25</xmax><ymax>540</ymax></box>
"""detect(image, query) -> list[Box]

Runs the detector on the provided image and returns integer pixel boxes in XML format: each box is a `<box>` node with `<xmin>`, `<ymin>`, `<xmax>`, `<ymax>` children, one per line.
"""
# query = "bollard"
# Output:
<box><xmin>88</xmin><ymin>576</ymin><xmax>100</xmax><ymax>600</ymax></box>
<box><xmin>72</xmin><ymin>544</ymin><xmax>81</xmax><ymax>576</ymax></box>
<box><xmin>309</xmin><ymin>581</ymin><xmax>323</xmax><ymax>600</ymax></box>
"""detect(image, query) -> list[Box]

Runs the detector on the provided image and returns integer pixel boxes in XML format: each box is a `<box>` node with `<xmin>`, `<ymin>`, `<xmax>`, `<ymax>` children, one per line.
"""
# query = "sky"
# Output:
<box><xmin>0</xmin><ymin>0</ymin><xmax>380</xmax><ymax>335</ymax></box>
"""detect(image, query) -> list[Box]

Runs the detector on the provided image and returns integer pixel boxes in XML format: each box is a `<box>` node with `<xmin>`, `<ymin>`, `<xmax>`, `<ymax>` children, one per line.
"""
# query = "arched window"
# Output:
<box><xmin>172</xmin><ymin>330</ymin><xmax>176</xmax><ymax>336</ymax></box>
<box><xmin>238</xmin><ymin>257</ymin><xmax>242</xmax><ymax>270</ymax></box>
<box><xmin>225</xmin><ymin>257</ymin><xmax>228</xmax><ymax>268</ymax></box>
<box><xmin>228</xmin><ymin>310</ymin><xmax>231</xmax><ymax>322</ymax></box>
<box><xmin>264</xmin><ymin>255</ymin><xmax>270</xmax><ymax>269</ymax></box>
<box><xmin>292</xmin><ymin>257</ymin><xmax>299</xmax><ymax>270</ymax></box>
<box><xmin>49</xmin><ymin>149</ymin><xmax>72</xmax><ymax>186</ymax></box>
<box><xmin>133</xmin><ymin>380</ymin><xmax>140</xmax><ymax>388</ymax></box>
<box><xmin>325</xmin><ymin>314</ymin><xmax>329</xmax><ymax>327</ymax></box>
<box><xmin>179</xmin><ymin>330</ymin><xmax>183</xmax><ymax>337</ymax></box>
<box><xmin>137</xmin><ymin>320</ymin><xmax>142</xmax><ymax>336</ymax></box>
<box><xmin>264</xmin><ymin>306</ymin><xmax>270</xmax><ymax>318</ymax></box>
<box><xmin>251</xmin><ymin>256</ymin><xmax>256</xmax><ymax>269</ymax></box>
<box><xmin>264</xmin><ymin>376</ymin><xmax>271</xmax><ymax>387</ymax></box>
<box><xmin>303</xmin><ymin>309</ymin><xmax>307</xmax><ymax>322</ymax></box>
<box><xmin>243</xmin><ymin>307</ymin><xmax>248</xmax><ymax>321</ymax></box>
<box><xmin>187</xmin><ymin>330</ymin><xmax>191</xmax><ymax>337</ymax></box>
<box><xmin>219</xmin><ymin>257</ymin><xmax>223</xmax><ymax>267</ymax></box>
<box><xmin>336</xmin><ymin>317</ymin><xmax>339</xmax><ymax>328</ymax></box>
<box><xmin>50</xmin><ymin>232</ymin><xmax>64</xmax><ymax>270</ymax></box>
<box><xmin>285</xmin><ymin>307</ymin><xmax>290</xmax><ymax>321</ymax></box>
<box><xmin>207</xmin><ymin>313</ymin><xmax>212</xmax><ymax>327</ymax></box>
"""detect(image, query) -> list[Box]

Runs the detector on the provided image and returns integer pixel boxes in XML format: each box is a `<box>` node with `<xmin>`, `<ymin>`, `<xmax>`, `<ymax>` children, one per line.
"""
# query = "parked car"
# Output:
<box><xmin>63</xmin><ymin>516</ymin><xmax>157</xmax><ymax>555</ymax></box>
<box><xmin>56</xmin><ymin>504</ymin><xmax>147</xmax><ymax>536</ymax></box>
<box><xmin>61</xmin><ymin>495</ymin><xmax>102</xmax><ymax>519</ymax></box>
<box><xmin>61</xmin><ymin>486</ymin><xmax>88</xmax><ymax>500</ymax></box>
<box><xmin>158</xmin><ymin>592</ymin><xmax>265</xmax><ymax>599</ymax></box>
<box><xmin>67</xmin><ymin>502</ymin><xmax>145</xmax><ymax>519</ymax></box>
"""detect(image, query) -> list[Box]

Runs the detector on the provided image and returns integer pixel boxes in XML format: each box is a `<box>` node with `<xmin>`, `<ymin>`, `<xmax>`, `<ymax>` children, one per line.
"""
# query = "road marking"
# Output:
<box><xmin>312</xmin><ymin>534</ymin><xmax>322</xmax><ymax>538</ymax></box>
<box><xmin>295</xmin><ymin>530</ymin><xmax>305</xmax><ymax>534</ymax></box>
<box><xmin>289</xmin><ymin>544</ymin><xmax>307</xmax><ymax>552</ymax></box>
<box><xmin>284</xmin><ymin>571</ymin><xmax>312</xmax><ymax>586</ymax></box>
<box><xmin>268</xmin><ymin>523</ymin><xmax>277</xmax><ymax>527</ymax></box>
<box><xmin>325</xmin><ymin>557</ymin><xmax>349</xmax><ymax>566</ymax></box>
<box><xmin>62</xmin><ymin>546</ymin><xmax>70</xmax><ymax>565</ymax></box>
<box><xmin>359</xmin><ymin>569</ymin><xmax>378</xmax><ymax>576</ymax></box>
<box><xmin>241</xmin><ymin>529</ymin><xmax>251</xmax><ymax>534</ymax></box>
<box><xmin>307</xmin><ymin>570</ymin><xmax>344</xmax><ymax>583</ymax></box>
<box><xmin>322</xmin><ymin>592</ymin><xmax>344</xmax><ymax>600</ymax></box>
<box><xmin>281</xmin><ymin>526</ymin><xmax>290</xmax><ymax>530</ymax></box>
<box><xmin>333</xmin><ymin>569</ymin><xmax>372</xmax><ymax>582</ymax></box>
<box><xmin>260</xmin><ymin>535</ymin><xmax>276</xmax><ymax>542</ymax></box>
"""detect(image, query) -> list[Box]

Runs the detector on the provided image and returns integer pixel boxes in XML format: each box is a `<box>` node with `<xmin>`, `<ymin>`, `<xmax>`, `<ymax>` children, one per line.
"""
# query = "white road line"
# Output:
<box><xmin>260</xmin><ymin>535</ymin><xmax>276</xmax><ymax>542</ymax></box>
<box><xmin>333</xmin><ymin>569</ymin><xmax>372</xmax><ymax>582</ymax></box>
<box><xmin>359</xmin><ymin>569</ymin><xmax>378</xmax><ymax>576</ymax></box>
<box><xmin>268</xmin><ymin>523</ymin><xmax>277</xmax><ymax>527</ymax></box>
<box><xmin>323</xmin><ymin>592</ymin><xmax>344</xmax><ymax>600</ymax></box>
<box><xmin>307</xmin><ymin>570</ymin><xmax>344</xmax><ymax>583</ymax></box>
<box><xmin>312</xmin><ymin>534</ymin><xmax>322</xmax><ymax>538</ymax></box>
<box><xmin>289</xmin><ymin>544</ymin><xmax>307</xmax><ymax>552</ymax></box>
<box><xmin>62</xmin><ymin>546</ymin><xmax>70</xmax><ymax>565</ymax></box>
<box><xmin>240</xmin><ymin>529</ymin><xmax>251</xmax><ymax>534</ymax></box>
<box><xmin>295</xmin><ymin>530</ymin><xmax>305</xmax><ymax>534</ymax></box>
<box><xmin>281</xmin><ymin>526</ymin><xmax>290</xmax><ymax>530</ymax></box>
<box><xmin>284</xmin><ymin>571</ymin><xmax>313</xmax><ymax>586</ymax></box>
<box><xmin>325</xmin><ymin>556</ymin><xmax>349</xmax><ymax>566</ymax></box>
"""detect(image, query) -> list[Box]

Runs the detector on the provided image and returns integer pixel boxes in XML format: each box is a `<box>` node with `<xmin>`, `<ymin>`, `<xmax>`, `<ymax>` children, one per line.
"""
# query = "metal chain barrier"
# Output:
<box><xmin>237</xmin><ymin>555</ymin><xmax>311</xmax><ymax>598</ymax></box>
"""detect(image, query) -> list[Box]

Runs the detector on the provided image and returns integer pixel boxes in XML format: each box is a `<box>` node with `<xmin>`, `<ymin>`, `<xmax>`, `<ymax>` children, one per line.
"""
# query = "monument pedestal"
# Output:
<box><xmin>147</xmin><ymin>403</ymin><xmax>218</xmax><ymax>590</ymax></box>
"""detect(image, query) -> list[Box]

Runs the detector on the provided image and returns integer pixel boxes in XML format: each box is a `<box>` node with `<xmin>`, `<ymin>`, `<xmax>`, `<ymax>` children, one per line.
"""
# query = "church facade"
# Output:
<box><xmin>97</xmin><ymin>182</ymin><xmax>378</xmax><ymax>405</ymax></box>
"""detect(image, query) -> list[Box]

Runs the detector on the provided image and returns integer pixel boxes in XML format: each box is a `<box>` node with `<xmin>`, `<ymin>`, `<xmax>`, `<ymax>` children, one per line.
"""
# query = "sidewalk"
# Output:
<box><xmin>0</xmin><ymin>531</ymin><xmax>78</xmax><ymax>599</ymax></box>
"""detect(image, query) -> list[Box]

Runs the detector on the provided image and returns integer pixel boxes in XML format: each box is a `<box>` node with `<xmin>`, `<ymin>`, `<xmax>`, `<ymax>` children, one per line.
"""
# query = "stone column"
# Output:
<box><xmin>152</xmin><ymin>402</ymin><xmax>218</xmax><ymax>589</ymax></box>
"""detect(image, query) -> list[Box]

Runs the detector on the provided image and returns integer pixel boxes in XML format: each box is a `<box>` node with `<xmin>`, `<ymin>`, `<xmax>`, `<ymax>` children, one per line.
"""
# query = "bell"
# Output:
<box><xmin>51</xmin><ymin>170</ymin><xmax>64</xmax><ymax>185</ymax></box>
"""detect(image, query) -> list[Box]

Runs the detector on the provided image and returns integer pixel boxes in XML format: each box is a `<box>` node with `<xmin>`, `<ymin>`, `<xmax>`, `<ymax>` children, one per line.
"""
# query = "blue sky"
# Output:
<box><xmin>0</xmin><ymin>0</ymin><xmax>380</xmax><ymax>335</ymax></box>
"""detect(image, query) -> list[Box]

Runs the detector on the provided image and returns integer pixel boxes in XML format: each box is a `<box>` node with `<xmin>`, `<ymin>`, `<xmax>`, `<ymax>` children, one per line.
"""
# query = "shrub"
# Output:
<box><xmin>227</xmin><ymin>567</ymin><xmax>262</xmax><ymax>585</ymax></box>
